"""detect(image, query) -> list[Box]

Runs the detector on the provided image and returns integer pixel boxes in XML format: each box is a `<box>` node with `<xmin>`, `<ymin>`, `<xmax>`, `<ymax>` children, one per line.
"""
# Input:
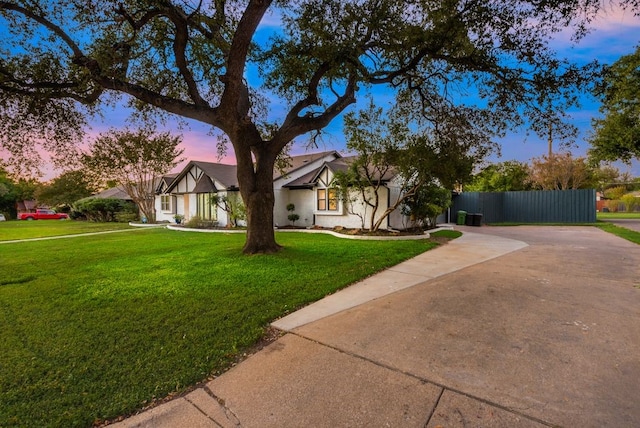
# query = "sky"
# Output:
<box><xmin>33</xmin><ymin>5</ymin><xmax>640</xmax><ymax>180</ymax></box>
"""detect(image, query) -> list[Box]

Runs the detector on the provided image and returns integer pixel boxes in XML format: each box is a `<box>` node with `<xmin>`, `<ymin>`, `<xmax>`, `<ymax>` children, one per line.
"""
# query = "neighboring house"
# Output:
<box><xmin>16</xmin><ymin>200</ymin><xmax>37</xmax><ymax>214</ymax></box>
<box><xmin>156</xmin><ymin>151</ymin><xmax>411</xmax><ymax>229</ymax></box>
<box><xmin>88</xmin><ymin>186</ymin><xmax>133</xmax><ymax>201</ymax></box>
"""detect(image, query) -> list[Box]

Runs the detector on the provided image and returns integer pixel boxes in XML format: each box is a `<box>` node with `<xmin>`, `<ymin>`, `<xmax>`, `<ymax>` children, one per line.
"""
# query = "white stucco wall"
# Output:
<box><xmin>273</xmin><ymin>152</ymin><xmax>339</xmax><ymax>227</ymax></box>
<box><xmin>314</xmin><ymin>186</ymin><xmax>393</xmax><ymax>230</ymax></box>
<box><xmin>285</xmin><ymin>189</ymin><xmax>315</xmax><ymax>228</ymax></box>
<box><xmin>155</xmin><ymin>196</ymin><xmax>176</xmax><ymax>223</ymax></box>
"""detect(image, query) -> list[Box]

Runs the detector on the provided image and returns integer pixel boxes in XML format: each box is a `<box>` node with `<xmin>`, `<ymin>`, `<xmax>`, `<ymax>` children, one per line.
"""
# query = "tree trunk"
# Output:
<box><xmin>243</xmin><ymin>188</ymin><xmax>281</xmax><ymax>254</ymax></box>
<box><xmin>236</xmin><ymin>149</ymin><xmax>282</xmax><ymax>254</ymax></box>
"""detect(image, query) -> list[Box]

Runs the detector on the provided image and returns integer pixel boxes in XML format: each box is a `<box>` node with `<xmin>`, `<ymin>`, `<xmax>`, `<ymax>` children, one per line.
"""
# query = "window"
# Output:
<box><xmin>160</xmin><ymin>195</ymin><xmax>171</xmax><ymax>212</ymax></box>
<box><xmin>317</xmin><ymin>189</ymin><xmax>326</xmax><ymax>210</ymax></box>
<box><xmin>197</xmin><ymin>193</ymin><xmax>217</xmax><ymax>221</ymax></box>
<box><xmin>317</xmin><ymin>188</ymin><xmax>338</xmax><ymax>212</ymax></box>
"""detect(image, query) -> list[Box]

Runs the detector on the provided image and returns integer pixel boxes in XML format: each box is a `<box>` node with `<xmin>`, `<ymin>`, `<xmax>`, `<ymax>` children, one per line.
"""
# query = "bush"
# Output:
<box><xmin>287</xmin><ymin>213</ymin><xmax>300</xmax><ymax>226</ymax></box>
<box><xmin>73</xmin><ymin>198</ymin><xmax>124</xmax><ymax>222</ymax></box>
<box><xmin>184</xmin><ymin>215</ymin><xmax>218</xmax><ymax>229</ymax></box>
<box><xmin>621</xmin><ymin>194</ymin><xmax>639</xmax><ymax>212</ymax></box>
<box><xmin>115</xmin><ymin>212</ymin><xmax>139</xmax><ymax>223</ymax></box>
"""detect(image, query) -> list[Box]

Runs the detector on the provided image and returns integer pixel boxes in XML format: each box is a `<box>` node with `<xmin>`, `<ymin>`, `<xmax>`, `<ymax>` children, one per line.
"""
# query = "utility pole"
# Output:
<box><xmin>548</xmin><ymin>121</ymin><xmax>553</xmax><ymax>157</ymax></box>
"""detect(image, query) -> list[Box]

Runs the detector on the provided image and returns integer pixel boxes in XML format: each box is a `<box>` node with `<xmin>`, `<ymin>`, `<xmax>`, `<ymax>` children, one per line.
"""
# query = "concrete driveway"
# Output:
<box><xmin>116</xmin><ymin>226</ymin><xmax>640</xmax><ymax>427</ymax></box>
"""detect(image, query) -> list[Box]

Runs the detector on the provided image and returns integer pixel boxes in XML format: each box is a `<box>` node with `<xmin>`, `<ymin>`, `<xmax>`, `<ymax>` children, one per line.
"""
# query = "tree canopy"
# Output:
<box><xmin>528</xmin><ymin>152</ymin><xmax>596</xmax><ymax>190</ymax></box>
<box><xmin>589</xmin><ymin>44</ymin><xmax>640</xmax><ymax>163</ymax></box>
<box><xmin>334</xmin><ymin>101</ymin><xmax>484</xmax><ymax>231</ymax></box>
<box><xmin>35</xmin><ymin>170</ymin><xmax>96</xmax><ymax>209</ymax></box>
<box><xmin>82</xmin><ymin>129</ymin><xmax>184</xmax><ymax>223</ymax></box>
<box><xmin>466</xmin><ymin>161</ymin><xmax>533</xmax><ymax>192</ymax></box>
<box><xmin>1</xmin><ymin>0</ymin><xmax>637</xmax><ymax>252</ymax></box>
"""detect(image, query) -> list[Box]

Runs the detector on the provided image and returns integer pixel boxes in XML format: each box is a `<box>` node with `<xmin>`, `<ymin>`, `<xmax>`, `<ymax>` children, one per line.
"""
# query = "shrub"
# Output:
<box><xmin>115</xmin><ymin>212</ymin><xmax>139</xmax><ymax>223</ymax></box>
<box><xmin>287</xmin><ymin>213</ymin><xmax>300</xmax><ymax>226</ymax></box>
<box><xmin>621</xmin><ymin>194</ymin><xmax>639</xmax><ymax>212</ymax></box>
<box><xmin>604</xmin><ymin>186</ymin><xmax>627</xmax><ymax>200</ymax></box>
<box><xmin>605</xmin><ymin>200</ymin><xmax>620</xmax><ymax>212</ymax></box>
<box><xmin>73</xmin><ymin>198</ymin><xmax>124</xmax><ymax>222</ymax></box>
<box><xmin>185</xmin><ymin>215</ymin><xmax>218</xmax><ymax>229</ymax></box>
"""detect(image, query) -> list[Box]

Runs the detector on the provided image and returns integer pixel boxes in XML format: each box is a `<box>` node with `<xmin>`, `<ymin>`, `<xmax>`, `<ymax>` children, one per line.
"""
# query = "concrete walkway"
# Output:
<box><xmin>113</xmin><ymin>226</ymin><xmax>640</xmax><ymax>427</ymax></box>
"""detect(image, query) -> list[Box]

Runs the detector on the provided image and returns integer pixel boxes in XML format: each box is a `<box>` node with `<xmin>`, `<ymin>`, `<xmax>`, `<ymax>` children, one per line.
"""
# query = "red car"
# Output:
<box><xmin>18</xmin><ymin>209</ymin><xmax>69</xmax><ymax>220</ymax></box>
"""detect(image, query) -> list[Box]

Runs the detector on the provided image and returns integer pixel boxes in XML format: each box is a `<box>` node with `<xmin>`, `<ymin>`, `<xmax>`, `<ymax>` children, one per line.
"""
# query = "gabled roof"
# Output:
<box><xmin>282</xmin><ymin>156</ymin><xmax>397</xmax><ymax>189</ymax></box>
<box><xmin>274</xmin><ymin>150</ymin><xmax>341</xmax><ymax>181</ymax></box>
<box><xmin>163</xmin><ymin>151</ymin><xmax>342</xmax><ymax>193</ymax></box>
<box><xmin>192</xmin><ymin>161</ymin><xmax>238</xmax><ymax>189</ymax></box>
<box><xmin>90</xmin><ymin>186</ymin><xmax>132</xmax><ymax>200</ymax></box>
<box><xmin>156</xmin><ymin>173</ymin><xmax>179</xmax><ymax>193</ymax></box>
<box><xmin>282</xmin><ymin>158</ymin><xmax>349</xmax><ymax>189</ymax></box>
<box><xmin>166</xmin><ymin>161</ymin><xmax>238</xmax><ymax>193</ymax></box>
<box><xmin>193</xmin><ymin>175</ymin><xmax>217</xmax><ymax>193</ymax></box>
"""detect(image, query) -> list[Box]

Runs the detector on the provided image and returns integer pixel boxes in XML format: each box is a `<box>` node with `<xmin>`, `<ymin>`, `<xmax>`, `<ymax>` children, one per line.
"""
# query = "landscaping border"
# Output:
<box><xmin>161</xmin><ymin>224</ymin><xmax>455</xmax><ymax>241</ymax></box>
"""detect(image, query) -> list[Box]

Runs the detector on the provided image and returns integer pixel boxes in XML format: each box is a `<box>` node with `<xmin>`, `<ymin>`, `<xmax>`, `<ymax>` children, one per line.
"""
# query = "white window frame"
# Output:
<box><xmin>314</xmin><ymin>187</ymin><xmax>342</xmax><ymax>215</ymax></box>
<box><xmin>160</xmin><ymin>195</ymin><xmax>172</xmax><ymax>212</ymax></box>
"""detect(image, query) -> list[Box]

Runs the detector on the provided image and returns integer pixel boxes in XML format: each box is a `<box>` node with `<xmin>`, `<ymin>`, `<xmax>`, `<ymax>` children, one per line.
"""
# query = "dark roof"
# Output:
<box><xmin>166</xmin><ymin>161</ymin><xmax>238</xmax><ymax>193</ymax></box>
<box><xmin>165</xmin><ymin>151</ymin><xmax>341</xmax><ymax>193</ymax></box>
<box><xmin>155</xmin><ymin>173</ymin><xmax>179</xmax><ymax>193</ymax></box>
<box><xmin>193</xmin><ymin>175</ymin><xmax>217</xmax><ymax>193</ymax></box>
<box><xmin>282</xmin><ymin>158</ymin><xmax>348</xmax><ymax>189</ymax></box>
<box><xmin>191</xmin><ymin>161</ymin><xmax>238</xmax><ymax>189</ymax></box>
<box><xmin>274</xmin><ymin>151</ymin><xmax>341</xmax><ymax>180</ymax></box>
<box><xmin>282</xmin><ymin>156</ymin><xmax>396</xmax><ymax>189</ymax></box>
<box><xmin>90</xmin><ymin>186</ymin><xmax>132</xmax><ymax>200</ymax></box>
<box><xmin>161</xmin><ymin>173</ymin><xmax>179</xmax><ymax>187</ymax></box>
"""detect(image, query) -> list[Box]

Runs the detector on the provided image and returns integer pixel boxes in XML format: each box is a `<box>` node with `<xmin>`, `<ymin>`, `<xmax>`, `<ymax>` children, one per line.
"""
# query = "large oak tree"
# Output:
<box><xmin>589</xmin><ymin>44</ymin><xmax>640</xmax><ymax>164</ymax></box>
<box><xmin>1</xmin><ymin>0</ymin><xmax>636</xmax><ymax>253</ymax></box>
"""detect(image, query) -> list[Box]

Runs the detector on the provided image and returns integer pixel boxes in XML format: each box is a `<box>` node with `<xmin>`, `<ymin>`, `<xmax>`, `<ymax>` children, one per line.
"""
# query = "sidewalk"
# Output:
<box><xmin>113</xmin><ymin>226</ymin><xmax>640</xmax><ymax>427</ymax></box>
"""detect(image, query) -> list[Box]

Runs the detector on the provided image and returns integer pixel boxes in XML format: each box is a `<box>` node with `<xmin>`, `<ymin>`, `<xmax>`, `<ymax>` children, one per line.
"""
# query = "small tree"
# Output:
<box><xmin>466</xmin><ymin>161</ymin><xmax>533</xmax><ymax>192</ymax></box>
<box><xmin>401</xmin><ymin>184</ymin><xmax>452</xmax><ymax>230</ymax></box>
<box><xmin>334</xmin><ymin>103</ymin><xmax>484</xmax><ymax>232</ymax></box>
<box><xmin>286</xmin><ymin>204</ymin><xmax>300</xmax><ymax>226</ymax></box>
<box><xmin>83</xmin><ymin>129</ymin><xmax>184</xmax><ymax>223</ymax></box>
<box><xmin>212</xmin><ymin>193</ymin><xmax>246</xmax><ymax>227</ymax></box>
<box><xmin>528</xmin><ymin>153</ymin><xmax>595</xmax><ymax>190</ymax></box>
<box><xmin>621</xmin><ymin>194</ymin><xmax>639</xmax><ymax>212</ymax></box>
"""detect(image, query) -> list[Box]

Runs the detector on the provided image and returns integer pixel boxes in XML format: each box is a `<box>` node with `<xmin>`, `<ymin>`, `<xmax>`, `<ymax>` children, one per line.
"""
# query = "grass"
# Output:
<box><xmin>0</xmin><ymin>227</ymin><xmax>439</xmax><ymax>427</ymax></box>
<box><xmin>595</xmin><ymin>221</ymin><xmax>640</xmax><ymax>245</ymax></box>
<box><xmin>597</xmin><ymin>212</ymin><xmax>640</xmax><ymax>219</ymax></box>
<box><xmin>0</xmin><ymin>220</ymin><xmax>134</xmax><ymax>241</ymax></box>
<box><xmin>430</xmin><ymin>229</ymin><xmax>462</xmax><ymax>239</ymax></box>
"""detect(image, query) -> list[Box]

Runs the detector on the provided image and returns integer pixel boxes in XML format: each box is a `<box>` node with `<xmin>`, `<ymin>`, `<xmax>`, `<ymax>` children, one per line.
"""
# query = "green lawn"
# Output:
<box><xmin>595</xmin><ymin>221</ymin><xmax>640</xmax><ymax>245</ymax></box>
<box><xmin>0</xmin><ymin>227</ymin><xmax>438</xmax><ymax>427</ymax></box>
<box><xmin>0</xmin><ymin>220</ymin><xmax>134</xmax><ymax>241</ymax></box>
<box><xmin>597</xmin><ymin>212</ymin><xmax>640</xmax><ymax>219</ymax></box>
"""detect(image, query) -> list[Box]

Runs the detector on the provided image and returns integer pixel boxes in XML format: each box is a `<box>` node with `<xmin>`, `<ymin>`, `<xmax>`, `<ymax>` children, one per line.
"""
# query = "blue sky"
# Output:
<box><xmin>38</xmin><ymin>5</ymin><xmax>640</xmax><ymax>180</ymax></box>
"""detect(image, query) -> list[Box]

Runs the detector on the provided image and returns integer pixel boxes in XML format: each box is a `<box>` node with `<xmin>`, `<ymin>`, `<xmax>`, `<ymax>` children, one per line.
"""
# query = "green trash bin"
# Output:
<box><xmin>457</xmin><ymin>210</ymin><xmax>467</xmax><ymax>225</ymax></box>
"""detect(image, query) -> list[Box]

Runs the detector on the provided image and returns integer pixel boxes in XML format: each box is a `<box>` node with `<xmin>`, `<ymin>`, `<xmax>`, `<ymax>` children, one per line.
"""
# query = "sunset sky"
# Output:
<box><xmin>35</xmin><ymin>5</ymin><xmax>640</xmax><ymax>180</ymax></box>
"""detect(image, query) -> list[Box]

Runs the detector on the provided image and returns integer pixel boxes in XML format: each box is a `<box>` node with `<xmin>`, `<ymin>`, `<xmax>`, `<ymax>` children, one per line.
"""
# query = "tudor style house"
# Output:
<box><xmin>155</xmin><ymin>150</ymin><xmax>412</xmax><ymax>229</ymax></box>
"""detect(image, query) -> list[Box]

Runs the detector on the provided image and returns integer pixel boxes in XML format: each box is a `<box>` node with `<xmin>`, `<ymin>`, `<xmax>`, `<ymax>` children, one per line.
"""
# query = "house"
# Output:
<box><xmin>156</xmin><ymin>161</ymin><xmax>241</xmax><ymax>225</ymax></box>
<box><xmin>280</xmin><ymin>156</ymin><xmax>406</xmax><ymax>229</ymax></box>
<box><xmin>155</xmin><ymin>151</ymin><xmax>411</xmax><ymax>229</ymax></box>
<box><xmin>88</xmin><ymin>186</ymin><xmax>133</xmax><ymax>201</ymax></box>
<box><xmin>16</xmin><ymin>200</ymin><xmax>37</xmax><ymax>214</ymax></box>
